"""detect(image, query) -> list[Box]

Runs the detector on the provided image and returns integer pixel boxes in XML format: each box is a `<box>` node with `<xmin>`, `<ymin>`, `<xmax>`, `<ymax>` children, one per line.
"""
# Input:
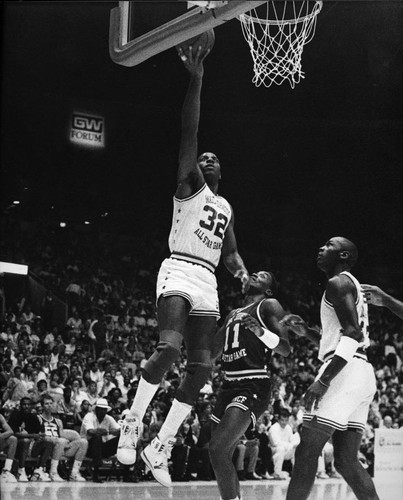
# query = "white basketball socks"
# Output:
<box><xmin>128</xmin><ymin>377</ymin><xmax>160</xmax><ymax>420</ymax></box>
<box><xmin>71</xmin><ymin>460</ymin><xmax>82</xmax><ymax>475</ymax></box>
<box><xmin>50</xmin><ymin>459</ymin><xmax>59</xmax><ymax>474</ymax></box>
<box><xmin>158</xmin><ymin>399</ymin><xmax>192</xmax><ymax>443</ymax></box>
<box><xmin>4</xmin><ymin>458</ymin><xmax>13</xmax><ymax>471</ymax></box>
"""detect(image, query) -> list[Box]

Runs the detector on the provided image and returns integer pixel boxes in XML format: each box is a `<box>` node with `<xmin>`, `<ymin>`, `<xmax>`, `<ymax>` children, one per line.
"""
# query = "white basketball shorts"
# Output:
<box><xmin>156</xmin><ymin>257</ymin><xmax>220</xmax><ymax>318</ymax></box>
<box><xmin>303</xmin><ymin>357</ymin><xmax>376</xmax><ymax>432</ymax></box>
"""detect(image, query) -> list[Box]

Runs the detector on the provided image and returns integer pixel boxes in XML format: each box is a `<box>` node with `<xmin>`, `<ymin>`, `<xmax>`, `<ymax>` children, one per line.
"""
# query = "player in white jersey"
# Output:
<box><xmin>117</xmin><ymin>44</ymin><xmax>249</xmax><ymax>487</ymax></box>
<box><xmin>282</xmin><ymin>237</ymin><xmax>379</xmax><ymax>500</ymax></box>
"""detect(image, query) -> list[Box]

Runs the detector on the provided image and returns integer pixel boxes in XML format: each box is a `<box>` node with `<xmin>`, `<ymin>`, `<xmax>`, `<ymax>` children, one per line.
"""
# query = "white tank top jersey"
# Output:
<box><xmin>319</xmin><ymin>271</ymin><xmax>370</xmax><ymax>362</ymax></box>
<box><xmin>168</xmin><ymin>183</ymin><xmax>232</xmax><ymax>273</ymax></box>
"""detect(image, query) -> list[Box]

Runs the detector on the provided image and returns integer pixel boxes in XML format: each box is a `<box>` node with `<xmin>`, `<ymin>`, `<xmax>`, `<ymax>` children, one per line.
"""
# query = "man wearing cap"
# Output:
<box><xmin>80</xmin><ymin>398</ymin><xmax>120</xmax><ymax>482</ymax></box>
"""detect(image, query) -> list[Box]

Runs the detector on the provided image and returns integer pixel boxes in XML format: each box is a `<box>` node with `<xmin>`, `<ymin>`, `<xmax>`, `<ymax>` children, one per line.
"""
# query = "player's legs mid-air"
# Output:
<box><xmin>118</xmin><ymin>294</ymin><xmax>217</xmax><ymax>486</ymax></box>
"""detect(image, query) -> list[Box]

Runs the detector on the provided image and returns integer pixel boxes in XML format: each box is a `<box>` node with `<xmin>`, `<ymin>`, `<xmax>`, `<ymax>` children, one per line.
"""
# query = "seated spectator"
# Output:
<box><xmin>170</xmin><ymin>425</ymin><xmax>192</xmax><ymax>482</ymax></box>
<box><xmin>80</xmin><ymin>398</ymin><xmax>120</xmax><ymax>482</ymax></box>
<box><xmin>48</xmin><ymin>370</ymin><xmax>64</xmax><ymax>404</ymax></box>
<box><xmin>58</xmin><ymin>364</ymin><xmax>71</xmax><ymax>387</ymax></box>
<box><xmin>316</xmin><ymin>438</ymin><xmax>341</xmax><ymax>479</ymax></box>
<box><xmin>271</xmin><ymin>389</ymin><xmax>286</xmax><ymax>421</ymax></box>
<box><xmin>8</xmin><ymin>397</ymin><xmax>54</xmax><ymax>482</ymax></box>
<box><xmin>187</xmin><ymin>402</ymin><xmax>213</xmax><ymax>481</ymax></box>
<box><xmin>21</xmin><ymin>362</ymin><xmax>36</xmax><ymax>392</ymax></box>
<box><xmin>268</xmin><ymin>408</ymin><xmax>300</xmax><ymax>480</ymax></box>
<box><xmin>98</xmin><ymin>371</ymin><xmax>116</xmax><ymax>398</ymax></box>
<box><xmin>65</xmin><ymin>336</ymin><xmax>77</xmax><ymax>356</ymax></box>
<box><xmin>66</xmin><ymin>309</ymin><xmax>83</xmax><ymax>338</ymax></box>
<box><xmin>70</xmin><ymin>363</ymin><xmax>83</xmax><ymax>380</ymax></box>
<box><xmin>74</xmin><ymin>400</ymin><xmax>91</xmax><ymax>432</ymax></box>
<box><xmin>43</xmin><ymin>328</ymin><xmax>56</xmax><ymax>352</ymax></box>
<box><xmin>255</xmin><ymin>416</ymin><xmax>273</xmax><ymax>479</ymax></box>
<box><xmin>85</xmin><ymin>380</ymin><xmax>100</xmax><ymax>408</ymax></box>
<box><xmin>107</xmin><ymin>388</ymin><xmax>125</xmax><ymax>415</ymax></box>
<box><xmin>48</xmin><ymin>345</ymin><xmax>60</xmax><ymax>371</ymax></box>
<box><xmin>119</xmin><ymin>375</ymin><xmax>133</xmax><ymax>403</ymax></box>
<box><xmin>0</xmin><ymin>412</ymin><xmax>18</xmax><ymax>482</ymax></box>
<box><xmin>38</xmin><ymin>395</ymin><xmax>87</xmax><ymax>482</ymax></box>
<box><xmin>30</xmin><ymin>379</ymin><xmax>49</xmax><ymax>403</ymax></box>
<box><xmin>70</xmin><ymin>378</ymin><xmax>88</xmax><ymax>408</ymax></box>
<box><xmin>89</xmin><ymin>361</ymin><xmax>104</xmax><ymax>392</ymax></box>
<box><xmin>21</xmin><ymin>304</ymin><xmax>35</xmax><ymax>326</ymax></box>
<box><xmin>32</xmin><ymin>357</ymin><xmax>47</xmax><ymax>382</ymax></box>
<box><xmin>289</xmin><ymin>400</ymin><xmax>304</xmax><ymax>433</ymax></box>
<box><xmin>177</xmin><ymin>417</ymin><xmax>199</xmax><ymax>480</ymax></box>
<box><xmin>2</xmin><ymin>367</ymin><xmax>29</xmax><ymax>411</ymax></box>
<box><xmin>56</xmin><ymin>387</ymin><xmax>77</xmax><ymax>429</ymax></box>
<box><xmin>0</xmin><ymin>359</ymin><xmax>13</xmax><ymax>393</ymax></box>
<box><xmin>234</xmin><ymin>430</ymin><xmax>262</xmax><ymax>481</ymax></box>
<box><xmin>380</xmin><ymin>415</ymin><xmax>394</xmax><ymax>428</ymax></box>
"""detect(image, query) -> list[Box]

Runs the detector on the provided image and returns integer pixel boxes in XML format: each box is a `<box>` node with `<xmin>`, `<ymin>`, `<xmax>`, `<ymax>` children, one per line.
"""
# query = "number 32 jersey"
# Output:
<box><xmin>169</xmin><ymin>184</ymin><xmax>232</xmax><ymax>273</ymax></box>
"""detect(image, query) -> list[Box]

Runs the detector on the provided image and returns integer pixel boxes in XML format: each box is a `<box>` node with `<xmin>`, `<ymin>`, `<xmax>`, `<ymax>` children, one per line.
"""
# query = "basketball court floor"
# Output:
<box><xmin>1</xmin><ymin>478</ymin><xmax>402</xmax><ymax>500</ymax></box>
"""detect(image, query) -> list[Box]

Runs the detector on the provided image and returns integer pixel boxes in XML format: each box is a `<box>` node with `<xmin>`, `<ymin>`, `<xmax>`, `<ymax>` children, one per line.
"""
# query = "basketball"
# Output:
<box><xmin>176</xmin><ymin>29</ymin><xmax>215</xmax><ymax>60</ymax></box>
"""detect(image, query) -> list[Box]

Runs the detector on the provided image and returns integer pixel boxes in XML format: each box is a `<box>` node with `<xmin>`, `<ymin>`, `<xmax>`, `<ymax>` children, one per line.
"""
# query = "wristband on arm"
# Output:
<box><xmin>334</xmin><ymin>335</ymin><xmax>360</xmax><ymax>363</ymax></box>
<box><xmin>259</xmin><ymin>328</ymin><xmax>280</xmax><ymax>350</ymax></box>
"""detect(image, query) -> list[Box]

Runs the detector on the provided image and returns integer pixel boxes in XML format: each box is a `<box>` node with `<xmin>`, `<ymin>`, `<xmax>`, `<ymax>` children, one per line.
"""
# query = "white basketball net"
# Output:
<box><xmin>239</xmin><ymin>1</ymin><xmax>322</xmax><ymax>88</ymax></box>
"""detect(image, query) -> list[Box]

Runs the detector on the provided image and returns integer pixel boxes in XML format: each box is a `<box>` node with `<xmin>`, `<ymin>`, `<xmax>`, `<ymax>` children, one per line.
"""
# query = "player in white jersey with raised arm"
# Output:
<box><xmin>281</xmin><ymin>236</ymin><xmax>379</xmax><ymax>500</ymax></box>
<box><xmin>117</xmin><ymin>45</ymin><xmax>249</xmax><ymax>487</ymax></box>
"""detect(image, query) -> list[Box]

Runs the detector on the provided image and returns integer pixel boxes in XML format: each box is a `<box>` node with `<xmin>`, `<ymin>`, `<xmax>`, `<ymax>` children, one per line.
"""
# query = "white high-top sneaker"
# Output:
<box><xmin>18</xmin><ymin>470</ymin><xmax>29</xmax><ymax>482</ymax></box>
<box><xmin>1</xmin><ymin>470</ymin><xmax>18</xmax><ymax>483</ymax></box>
<box><xmin>49</xmin><ymin>472</ymin><xmax>66</xmax><ymax>482</ymax></box>
<box><xmin>69</xmin><ymin>471</ymin><xmax>86</xmax><ymax>482</ymax></box>
<box><xmin>30</xmin><ymin>468</ymin><xmax>51</xmax><ymax>482</ymax></box>
<box><xmin>140</xmin><ymin>435</ymin><xmax>175</xmax><ymax>487</ymax></box>
<box><xmin>117</xmin><ymin>415</ymin><xmax>143</xmax><ymax>465</ymax></box>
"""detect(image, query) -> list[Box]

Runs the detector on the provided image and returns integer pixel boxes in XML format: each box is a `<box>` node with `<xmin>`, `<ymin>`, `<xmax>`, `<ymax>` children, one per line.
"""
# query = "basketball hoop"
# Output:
<box><xmin>239</xmin><ymin>1</ymin><xmax>323</xmax><ymax>88</ymax></box>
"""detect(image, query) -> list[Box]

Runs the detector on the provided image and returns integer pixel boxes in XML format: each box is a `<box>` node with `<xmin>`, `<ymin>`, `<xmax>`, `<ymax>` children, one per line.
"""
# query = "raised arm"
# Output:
<box><xmin>176</xmin><ymin>47</ymin><xmax>209</xmax><ymax>200</ymax></box>
<box><xmin>362</xmin><ymin>284</ymin><xmax>403</xmax><ymax>320</ymax></box>
<box><xmin>221</xmin><ymin>208</ymin><xmax>249</xmax><ymax>293</ymax></box>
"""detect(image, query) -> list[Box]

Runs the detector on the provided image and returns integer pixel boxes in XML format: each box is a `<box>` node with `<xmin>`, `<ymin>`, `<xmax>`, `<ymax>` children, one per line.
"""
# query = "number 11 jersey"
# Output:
<box><xmin>222</xmin><ymin>299</ymin><xmax>272</xmax><ymax>382</ymax></box>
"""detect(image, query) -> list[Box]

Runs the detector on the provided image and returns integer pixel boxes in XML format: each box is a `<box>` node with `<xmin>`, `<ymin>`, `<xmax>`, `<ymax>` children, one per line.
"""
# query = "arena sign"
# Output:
<box><xmin>374</xmin><ymin>428</ymin><xmax>403</xmax><ymax>485</ymax></box>
<box><xmin>0</xmin><ymin>261</ymin><xmax>28</xmax><ymax>275</ymax></box>
<box><xmin>70</xmin><ymin>112</ymin><xmax>105</xmax><ymax>148</ymax></box>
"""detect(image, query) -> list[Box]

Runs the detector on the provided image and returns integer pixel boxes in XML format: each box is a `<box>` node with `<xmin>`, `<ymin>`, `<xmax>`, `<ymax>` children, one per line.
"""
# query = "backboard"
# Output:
<box><xmin>109</xmin><ymin>1</ymin><xmax>268</xmax><ymax>67</ymax></box>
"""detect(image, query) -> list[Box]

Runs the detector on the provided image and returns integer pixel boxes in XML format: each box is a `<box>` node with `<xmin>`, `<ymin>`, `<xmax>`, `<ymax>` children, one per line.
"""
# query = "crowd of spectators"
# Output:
<box><xmin>0</xmin><ymin>226</ymin><xmax>402</xmax><ymax>483</ymax></box>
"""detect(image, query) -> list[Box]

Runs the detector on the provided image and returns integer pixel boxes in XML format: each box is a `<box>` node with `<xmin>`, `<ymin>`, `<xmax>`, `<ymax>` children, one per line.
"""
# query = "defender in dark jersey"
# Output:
<box><xmin>209</xmin><ymin>271</ymin><xmax>290</xmax><ymax>500</ymax></box>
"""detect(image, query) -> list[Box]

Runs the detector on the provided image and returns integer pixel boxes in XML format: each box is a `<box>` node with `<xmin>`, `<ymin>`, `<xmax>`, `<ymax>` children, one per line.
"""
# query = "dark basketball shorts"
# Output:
<box><xmin>211</xmin><ymin>377</ymin><xmax>271</xmax><ymax>428</ymax></box>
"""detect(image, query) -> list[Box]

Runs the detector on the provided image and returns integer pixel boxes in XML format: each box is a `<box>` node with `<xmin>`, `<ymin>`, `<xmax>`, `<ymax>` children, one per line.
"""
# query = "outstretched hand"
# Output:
<box><xmin>177</xmin><ymin>45</ymin><xmax>210</xmax><ymax>77</ymax></box>
<box><xmin>239</xmin><ymin>313</ymin><xmax>263</xmax><ymax>337</ymax></box>
<box><xmin>361</xmin><ymin>284</ymin><xmax>386</xmax><ymax>307</ymax></box>
<box><xmin>234</xmin><ymin>270</ymin><xmax>250</xmax><ymax>294</ymax></box>
<box><xmin>279</xmin><ymin>314</ymin><xmax>308</xmax><ymax>337</ymax></box>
